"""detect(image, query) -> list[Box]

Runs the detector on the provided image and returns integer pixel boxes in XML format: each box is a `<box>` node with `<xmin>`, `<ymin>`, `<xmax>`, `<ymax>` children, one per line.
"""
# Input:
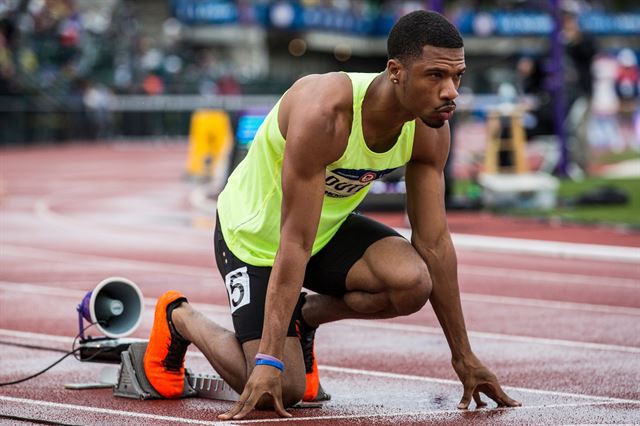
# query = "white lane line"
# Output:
<box><xmin>2</xmin><ymin>330</ymin><xmax>639</xmax><ymax>406</ymax></box>
<box><xmin>460</xmin><ymin>293</ymin><xmax>640</xmax><ymax>316</ymax></box>
<box><xmin>2</xmin><ymin>243</ymin><xmax>637</xmax><ymax>291</ymax></box>
<box><xmin>192</xmin><ymin>190</ymin><xmax>639</xmax><ymax>263</ymax></box>
<box><xmin>2</xmin><ymin>282</ymin><xmax>640</xmax><ymax>353</ymax></box>
<box><xmin>4</xmin><ymin>279</ymin><xmax>639</xmax><ymax>318</ymax></box>
<box><xmin>317</xmin><ymin>366</ymin><xmax>640</xmax><ymax>404</ymax></box>
<box><xmin>34</xmin><ymin>195</ymin><xmax>208</xmax><ymax>244</ymax></box>
<box><xmin>460</xmin><ymin>265</ymin><xmax>639</xmax><ymax>290</ymax></box>
<box><xmin>397</xmin><ymin>228</ymin><xmax>640</xmax><ymax>264</ymax></box>
<box><xmin>1</xmin><ymin>396</ymin><xmax>636</xmax><ymax>426</ymax></box>
<box><xmin>0</xmin><ymin>245</ymin><xmax>216</xmax><ymax>277</ymax></box>
<box><xmin>0</xmin><ymin>395</ymin><xmax>224</xmax><ymax>425</ymax></box>
<box><xmin>340</xmin><ymin>320</ymin><xmax>640</xmax><ymax>354</ymax></box>
<box><xmin>228</xmin><ymin>401</ymin><xmax>640</xmax><ymax>424</ymax></box>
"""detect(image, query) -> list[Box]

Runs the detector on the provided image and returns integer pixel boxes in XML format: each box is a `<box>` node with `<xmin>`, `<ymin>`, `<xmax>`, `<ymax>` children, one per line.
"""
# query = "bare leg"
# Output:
<box><xmin>171</xmin><ymin>303</ymin><xmax>305</xmax><ymax>405</ymax></box>
<box><xmin>171</xmin><ymin>303</ymin><xmax>246</xmax><ymax>392</ymax></box>
<box><xmin>303</xmin><ymin>236</ymin><xmax>432</xmax><ymax>327</ymax></box>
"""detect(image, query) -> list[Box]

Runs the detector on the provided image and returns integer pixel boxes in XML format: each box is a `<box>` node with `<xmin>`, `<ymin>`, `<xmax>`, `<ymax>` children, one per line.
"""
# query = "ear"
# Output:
<box><xmin>386</xmin><ymin>59</ymin><xmax>404</xmax><ymax>84</ymax></box>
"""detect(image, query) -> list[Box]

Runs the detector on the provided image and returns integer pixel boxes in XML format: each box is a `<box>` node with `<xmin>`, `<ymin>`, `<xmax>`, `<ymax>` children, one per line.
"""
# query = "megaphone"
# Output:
<box><xmin>77</xmin><ymin>277</ymin><xmax>144</xmax><ymax>340</ymax></box>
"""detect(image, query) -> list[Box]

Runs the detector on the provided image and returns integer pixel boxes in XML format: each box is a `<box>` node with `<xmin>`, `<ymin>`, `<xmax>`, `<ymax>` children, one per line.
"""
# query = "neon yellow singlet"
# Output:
<box><xmin>217</xmin><ymin>72</ymin><xmax>415</xmax><ymax>266</ymax></box>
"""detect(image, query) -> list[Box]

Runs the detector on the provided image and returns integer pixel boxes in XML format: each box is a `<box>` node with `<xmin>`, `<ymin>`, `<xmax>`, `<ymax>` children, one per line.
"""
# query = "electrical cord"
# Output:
<box><xmin>0</xmin><ymin>347</ymin><xmax>81</xmax><ymax>386</ymax></box>
<box><xmin>0</xmin><ymin>321</ymin><xmax>108</xmax><ymax>387</ymax></box>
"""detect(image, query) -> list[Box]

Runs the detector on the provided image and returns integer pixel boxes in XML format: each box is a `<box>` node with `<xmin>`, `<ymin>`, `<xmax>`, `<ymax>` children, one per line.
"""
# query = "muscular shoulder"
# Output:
<box><xmin>410</xmin><ymin>119</ymin><xmax>451</xmax><ymax>170</ymax></box>
<box><xmin>278</xmin><ymin>72</ymin><xmax>353</xmax><ymax>163</ymax></box>
<box><xmin>279</xmin><ymin>73</ymin><xmax>352</xmax><ymax>136</ymax></box>
<box><xmin>289</xmin><ymin>72</ymin><xmax>352</xmax><ymax>113</ymax></box>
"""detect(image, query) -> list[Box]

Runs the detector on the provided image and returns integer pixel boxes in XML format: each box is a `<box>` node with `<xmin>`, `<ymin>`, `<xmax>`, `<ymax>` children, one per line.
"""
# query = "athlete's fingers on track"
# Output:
<box><xmin>272</xmin><ymin>387</ymin><xmax>292</xmax><ymax>418</ymax></box>
<box><xmin>473</xmin><ymin>390</ymin><xmax>487</xmax><ymax>408</ymax></box>
<box><xmin>481</xmin><ymin>383</ymin><xmax>521</xmax><ymax>408</ymax></box>
<box><xmin>457</xmin><ymin>382</ymin><xmax>475</xmax><ymax>409</ymax></box>
<box><xmin>218</xmin><ymin>397</ymin><xmax>247</xmax><ymax>420</ymax></box>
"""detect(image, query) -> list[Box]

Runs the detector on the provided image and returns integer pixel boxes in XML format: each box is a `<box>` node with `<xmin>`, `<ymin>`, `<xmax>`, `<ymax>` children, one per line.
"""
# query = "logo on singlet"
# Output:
<box><xmin>225</xmin><ymin>266</ymin><xmax>250</xmax><ymax>313</ymax></box>
<box><xmin>324</xmin><ymin>167</ymin><xmax>397</xmax><ymax>198</ymax></box>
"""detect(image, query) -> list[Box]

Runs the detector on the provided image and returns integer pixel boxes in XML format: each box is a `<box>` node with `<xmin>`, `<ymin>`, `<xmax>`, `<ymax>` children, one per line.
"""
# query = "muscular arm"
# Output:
<box><xmin>259</xmin><ymin>75</ymin><xmax>350</xmax><ymax>358</ymax></box>
<box><xmin>406</xmin><ymin>122</ymin><xmax>520</xmax><ymax>409</ymax></box>
<box><xmin>405</xmin><ymin>122</ymin><xmax>472</xmax><ymax>359</ymax></box>
<box><xmin>221</xmin><ymin>73</ymin><xmax>351</xmax><ymax>420</ymax></box>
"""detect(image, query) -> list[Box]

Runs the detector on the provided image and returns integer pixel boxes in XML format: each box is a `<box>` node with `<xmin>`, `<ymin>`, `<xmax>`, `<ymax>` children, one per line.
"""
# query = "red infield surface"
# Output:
<box><xmin>1</xmin><ymin>142</ymin><xmax>639</xmax><ymax>425</ymax></box>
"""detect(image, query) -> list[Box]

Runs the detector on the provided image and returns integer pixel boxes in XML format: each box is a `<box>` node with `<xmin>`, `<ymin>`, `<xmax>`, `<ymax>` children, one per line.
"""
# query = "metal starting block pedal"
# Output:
<box><xmin>114</xmin><ymin>341</ymin><xmax>195</xmax><ymax>400</ymax></box>
<box><xmin>187</xmin><ymin>372</ymin><xmax>239</xmax><ymax>401</ymax></box>
<box><xmin>113</xmin><ymin>341</ymin><xmax>237</xmax><ymax>401</ymax></box>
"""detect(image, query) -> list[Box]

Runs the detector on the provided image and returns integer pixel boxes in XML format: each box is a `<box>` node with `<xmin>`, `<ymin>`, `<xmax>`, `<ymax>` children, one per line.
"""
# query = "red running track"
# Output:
<box><xmin>1</xmin><ymin>142</ymin><xmax>639</xmax><ymax>425</ymax></box>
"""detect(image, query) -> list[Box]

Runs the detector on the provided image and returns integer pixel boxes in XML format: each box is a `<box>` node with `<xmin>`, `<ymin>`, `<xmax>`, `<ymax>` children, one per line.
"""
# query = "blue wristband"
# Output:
<box><xmin>255</xmin><ymin>358</ymin><xmax>285</xmax><ymax>372</ymax></box>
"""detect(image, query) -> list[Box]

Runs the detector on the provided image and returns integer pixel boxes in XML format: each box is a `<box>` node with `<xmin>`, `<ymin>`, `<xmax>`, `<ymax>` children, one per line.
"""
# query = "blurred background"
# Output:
<box><xmin>0</xmin><ymin>0</ymin><xmax>638</xmax><ymax>226</ymax></box>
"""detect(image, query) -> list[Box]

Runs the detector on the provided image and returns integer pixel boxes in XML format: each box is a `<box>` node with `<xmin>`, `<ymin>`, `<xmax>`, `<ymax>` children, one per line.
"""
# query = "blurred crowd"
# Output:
<box><xmin>0</xmin><ymin>0</ymin><xmax>243</xmax><ymax>99</ymax></box>
<box><xmin>513</xmin><ymin>9</ymin><xmax>639</xmax><ymax>168</ymax></box>
<box><xmin>0</xmin><ymin>0</ymin><xmax>638</xmax><ymax>154</ymax></box>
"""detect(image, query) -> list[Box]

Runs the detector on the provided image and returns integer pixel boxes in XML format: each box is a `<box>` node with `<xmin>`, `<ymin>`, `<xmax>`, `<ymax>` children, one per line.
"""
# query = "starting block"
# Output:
<box><xmin>113</xmin><ymin>341</ymin><xmax>237</xmax><ymax>401</ymax></box>
<box><xmin>69</xmin><ymin>341</ymin><xmax>322</xmax><ymax>409</ymax></box>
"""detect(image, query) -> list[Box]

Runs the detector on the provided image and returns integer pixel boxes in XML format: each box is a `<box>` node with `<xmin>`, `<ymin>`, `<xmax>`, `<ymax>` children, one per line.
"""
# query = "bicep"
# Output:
<box><xmin>279</xmin><ymin>107</ymin><xmax>344</xmax><ymax>253</ymax></box>
<box><xmin>405</xmin><ymin>126</ymin><xmax>451</xmax><ymax>246</ymax></box>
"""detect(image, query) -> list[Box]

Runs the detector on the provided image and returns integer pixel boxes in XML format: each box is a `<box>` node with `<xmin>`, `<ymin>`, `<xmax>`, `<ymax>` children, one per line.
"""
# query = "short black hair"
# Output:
<box><xmin>387</xmin><ymin>10</ymin><xmax>463</xmax><ymax>63</ymax></box>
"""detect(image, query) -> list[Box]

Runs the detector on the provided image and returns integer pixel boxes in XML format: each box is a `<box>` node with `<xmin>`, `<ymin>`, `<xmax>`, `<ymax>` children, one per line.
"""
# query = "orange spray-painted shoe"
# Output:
<box><xmin>295</xmin><ymin>293</ymin><xmax>331</xmax><ymax>402</ymax></box>
<box><xmin>143</xmin><ymin>290</ymin><xmax>190</xmax><ymax>398</ymax></box>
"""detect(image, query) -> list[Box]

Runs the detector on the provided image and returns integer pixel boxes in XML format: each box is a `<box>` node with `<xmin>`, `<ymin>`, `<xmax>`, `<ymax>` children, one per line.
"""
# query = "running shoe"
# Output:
<box><xmin>143</xmin><ymin>290</ymin><xmax>190</xmax><ymax>398</ymax></box>
<box><xmin>295</xmin><ymin>293</ymin><xmax>331</xmax><ymax>402</ymax></box>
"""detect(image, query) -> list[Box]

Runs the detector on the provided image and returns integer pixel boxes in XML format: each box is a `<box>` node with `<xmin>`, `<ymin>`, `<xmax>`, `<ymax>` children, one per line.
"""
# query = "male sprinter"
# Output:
<box><xmin>143</xmin><ymin>10</ymin><xmax>521</xmax><ymax>419</ymax></box>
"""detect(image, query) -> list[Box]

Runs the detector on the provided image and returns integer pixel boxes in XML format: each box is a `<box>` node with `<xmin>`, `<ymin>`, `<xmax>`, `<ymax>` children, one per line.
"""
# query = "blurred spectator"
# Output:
<box><xmin>83</xmin><ymin>80</ymin><xmax>114</xmax><ymax>139</ymax></box>
<box><xmin>0</xmin><ymin>29</ymin><xmax>15</xmax><ymax>94</ymax></box>
<box><xmin>614</xmin><ymin>48</ymin><xmax>640</xmax><ymax>151</ymax></box>
<box><xmin>589</xmin><ymin>54</ymin><xmax>623</xmax><ymax>153</ymax></box>
<box><xmin>561</xmin><ymin>6</ymin><xmax>596</xmax><ymax>173</ymax></box>
<box><xmin>516</xmin><ymin>55</ymin><xmax>554</xmax><ymax>138</ymax></box>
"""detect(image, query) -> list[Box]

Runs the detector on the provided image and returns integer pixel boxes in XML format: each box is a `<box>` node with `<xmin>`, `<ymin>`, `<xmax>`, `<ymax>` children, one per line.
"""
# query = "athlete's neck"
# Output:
<box><xmin>361</xmin><ymin>72</ymin><xmax>414</xmax><ymax>152</ymax></box>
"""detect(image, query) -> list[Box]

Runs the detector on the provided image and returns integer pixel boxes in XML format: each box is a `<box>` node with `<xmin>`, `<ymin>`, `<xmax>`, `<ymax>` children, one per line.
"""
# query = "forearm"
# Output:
<box><xmin>258</xmin><ymin>243</ymin><xmax>309</xmax><ymax>359</ymax></box>
<box><xmin>415</xmin><ymin>234</ymin><xmax>472</xmax><ymax>360</ymax></box>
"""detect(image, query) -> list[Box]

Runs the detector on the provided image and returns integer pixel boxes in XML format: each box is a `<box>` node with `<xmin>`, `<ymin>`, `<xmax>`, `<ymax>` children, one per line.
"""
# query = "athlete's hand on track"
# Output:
<box><xmin>218</xmin><ymin>365</ymin><xmax>292</xmax><ymax>420</ymax></box>
<box><xmin>452</xmin><ymin>355</ymin><xmax>522</xmax><ymax>410</ymax></box>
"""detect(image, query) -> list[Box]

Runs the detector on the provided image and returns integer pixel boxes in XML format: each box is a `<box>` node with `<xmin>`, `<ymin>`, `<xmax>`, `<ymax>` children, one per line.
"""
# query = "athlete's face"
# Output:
<box><xmin>390</xmin><ymin>46</ymin><xmax>465</xmax><ymax>128</ymax></box>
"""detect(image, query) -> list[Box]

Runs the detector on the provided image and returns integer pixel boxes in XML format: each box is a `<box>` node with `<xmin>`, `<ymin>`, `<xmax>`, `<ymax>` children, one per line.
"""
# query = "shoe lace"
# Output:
<box><xmin>162</xmin><ymin>323</ymin><xmax>189</xmax><ymax>372</ymax></box>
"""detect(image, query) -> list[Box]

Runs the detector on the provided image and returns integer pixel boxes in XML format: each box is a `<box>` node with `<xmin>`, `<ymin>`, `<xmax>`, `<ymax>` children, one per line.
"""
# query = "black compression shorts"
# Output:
<box><xmin>214</xmin><ymin>212</ymin><xmax>403</xmax><ymax>343</ymax></box>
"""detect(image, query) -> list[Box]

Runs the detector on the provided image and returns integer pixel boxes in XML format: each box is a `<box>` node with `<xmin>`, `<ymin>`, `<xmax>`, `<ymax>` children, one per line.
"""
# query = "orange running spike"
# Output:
<box><xmin>143</xmin><ymin>290</ymin><xmax>190</xmax><ymax>398</ymax></box>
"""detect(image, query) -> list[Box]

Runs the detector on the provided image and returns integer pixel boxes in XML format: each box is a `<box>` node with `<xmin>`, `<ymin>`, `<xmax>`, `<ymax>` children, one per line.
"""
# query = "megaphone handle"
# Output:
<box><xmin>77</xmin><ymin>304</ymin><xmax>85</xmax><ymax>340</ymax></box>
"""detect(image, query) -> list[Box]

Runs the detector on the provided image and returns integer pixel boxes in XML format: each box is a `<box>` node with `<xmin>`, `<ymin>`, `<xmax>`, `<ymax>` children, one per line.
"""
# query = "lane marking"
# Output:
<box><xmin>460</xmin><ymin>264</ymin><xmax>639</xmax><ymax>290</ymax></box>
<box><xmin>3</xmin><ymin>279</ymin><xmax>639</xmax><ymax>318</ymax></box>
<box><xmin>192</xmin><ymin>188</ymin><xmax>639</xmax><ymax>263</ymax></box>
<box><xmin>1</xmin><ymin>391</ymin><xmax>638</xmax><ymax>426</ymax></box>
<box><xmin>340</xmin><ymin>320</ymin><xmax>640</xmax><ymax>354</ymax></box>
<box><xmin>0</xmin><ymin>245</ymin><xmax>216</xmax><ymax>277</ymax></box>
<box><xmin>2</xmin><ymin>243</ymin><xmax>637</xmax><ymax>291</ymax></box>
<box><xmin>0</xmin><ymin>395</ymin><xmax>224</xmax><ymax>425</ymax></box>
<box><xmin>2</xmin><ymin>336</ymin><xmax>637</xmax><ymax>407</ymax></box>
<box><xmin>398</xmin><ymin>228</ymin><xmax>640</xmax><ymax>264</ymax></box>
<box><xmin>317</xmin><ymin>365</ymin><xmax>640</xmax><ymax>404</ymax></box>
<box><xmin>228</xmin><ymin>401</ymin><xmax>640</xmax><ymax>424</ymax></box>
<box><xmin>2</xmin><ymin>282</ymin><xmax>640</xmax><ymax>353</ymax></box>
<box><xmin>460</xmin><ymin>293</ymin><xmax>640</xmax><ymax>316</ymax></box>
<box><xmin>3</xmin><ymin>327</ymin><xmax>640</xmax><ymax>405</ymax></box>
<box><xmin>2</xmin><ymin>330</ymin><xmax>639</xmax><ymax>413</ymax></box>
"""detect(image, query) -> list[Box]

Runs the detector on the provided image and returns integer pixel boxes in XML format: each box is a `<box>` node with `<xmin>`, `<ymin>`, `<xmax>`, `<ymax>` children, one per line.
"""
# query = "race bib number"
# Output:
<box><xmin>225</xmin><ymin>267</ymin><xmax>250</xmax><ymax>313</ymax></box>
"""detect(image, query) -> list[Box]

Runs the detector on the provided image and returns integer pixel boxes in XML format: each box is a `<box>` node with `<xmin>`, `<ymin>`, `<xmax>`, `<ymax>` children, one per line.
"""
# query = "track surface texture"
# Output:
<box><xmin>1</xmin><ymin>142</ymin><xmax>639</xmax><ymax>425</ymax></box>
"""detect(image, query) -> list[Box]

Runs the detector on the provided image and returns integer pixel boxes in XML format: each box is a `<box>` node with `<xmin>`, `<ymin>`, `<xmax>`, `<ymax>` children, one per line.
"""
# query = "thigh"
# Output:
<box><xmin>215</xmin><ymin>215</ymin><xmax>298</xmax><ymax>343</ymax></box>
<box><xmin>345</xmin><ymin>234</ymin><xmax>427</xmax><ymax>294</ymax></box>
<box><xmin>304</xmin><ymin>213</ymin><xmax>404</xmax><ymax>297</ymax></box>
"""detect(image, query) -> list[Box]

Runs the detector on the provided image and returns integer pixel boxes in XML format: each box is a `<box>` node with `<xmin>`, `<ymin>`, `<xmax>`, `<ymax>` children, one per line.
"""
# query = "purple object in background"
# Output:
<box><xmin>550</xmin><ymin>0</ymin><xmax>569</xmax><ymax>176</ymax></box>
<box><xmin>77</xmin><ymin>290</ymin><xmax>93</xmax><ymax>340</ymax></box>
